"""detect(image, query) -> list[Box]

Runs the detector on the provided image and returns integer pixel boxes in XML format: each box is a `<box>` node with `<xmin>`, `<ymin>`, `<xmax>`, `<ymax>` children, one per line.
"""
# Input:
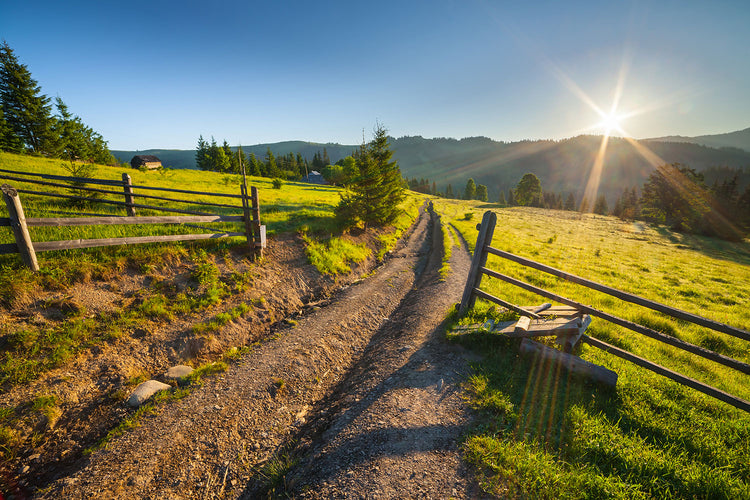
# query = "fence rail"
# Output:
<box><xmin>460</xmin><ymin>210</ymin><xmax>750</xmax><ymax>413</ymax></box>
<box><xmin>0</xmin><ymin>167</ymin><xmax>266</xmax><ymax>270</ymax></box>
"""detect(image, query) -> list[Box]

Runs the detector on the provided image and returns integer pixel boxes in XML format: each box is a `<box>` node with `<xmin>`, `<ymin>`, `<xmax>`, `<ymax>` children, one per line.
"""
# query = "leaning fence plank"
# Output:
<box><xmin>240</xmin><ymin>184</ymin><xmax>253</xmax><ymax>249</ymax></box>
<box><xmin>32</xmin><ymin>232</ymin><xmax>245</xmax><ymax>252</ymax></box>
<box><xmin>25</xmin><ymin>215</ymin><xmax>243</xmax><ymax>227</ymax></box>
<box><xmin>582</xmin><ymin>334</ymin><xmax>750</xmax><ymax>413</ymax></box>
<box><xmin>2</xmin><ymin>184</ymin><xmax>39</xmax><ymax>270</ymax></box>
<box><xmin>480</xmin><ymin>266</ymin><xmax>750</xmax><ymax>375</ymax></box>
<box><xmin>459</xmin><ymin>211</ymin><xmax>497</xmax><ymax>316</ymax></box>
<box><xmin>485</xmin><ymin>245</ymin><xmax>750</xmax><ymax>342</ymax></box>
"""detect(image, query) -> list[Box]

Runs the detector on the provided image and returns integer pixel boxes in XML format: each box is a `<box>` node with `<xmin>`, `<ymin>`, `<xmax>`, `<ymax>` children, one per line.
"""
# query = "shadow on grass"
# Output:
<box><xmin>654</xmin><ymin>225</ymin><xmax>750</xmax><ymax>266</ymax></box>
<box><xmin>449</xmin><ymin>328</ymin><xmax>750</xmax><ymax>498</ymax></box>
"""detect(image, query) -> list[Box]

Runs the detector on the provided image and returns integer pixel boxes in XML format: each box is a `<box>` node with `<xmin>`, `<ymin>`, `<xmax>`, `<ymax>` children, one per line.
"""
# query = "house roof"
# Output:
<box><xmin>132</xmin><ymin>155</ymin><xmax>161</xmax><ymax>162</ymax></box>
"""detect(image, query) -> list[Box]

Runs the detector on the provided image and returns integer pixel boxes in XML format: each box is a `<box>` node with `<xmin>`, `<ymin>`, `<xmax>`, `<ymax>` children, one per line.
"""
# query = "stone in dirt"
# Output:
<box><xmin>127</xmin><ymin>380</ymin><xmax>171</xmax><ymax>407</ymax></box>
<box><xmin>164</xmin><ymin>365</ymin><xmax>194</xmax><ymax>380</ymax></box>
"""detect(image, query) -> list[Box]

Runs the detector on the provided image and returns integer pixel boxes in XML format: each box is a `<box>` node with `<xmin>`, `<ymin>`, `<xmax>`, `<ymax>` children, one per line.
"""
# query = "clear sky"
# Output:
<box><xmin>2</xmin><ymin>0</ymin><xmax>748</xmax><ymax>150</ymax></box>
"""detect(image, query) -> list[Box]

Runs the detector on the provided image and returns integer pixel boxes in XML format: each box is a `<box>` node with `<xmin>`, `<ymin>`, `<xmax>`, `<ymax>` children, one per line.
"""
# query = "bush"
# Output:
<box><xmin>272</xmin><ymin>178</ymin><xmax>283</xmax><ymax>189</ymax></box>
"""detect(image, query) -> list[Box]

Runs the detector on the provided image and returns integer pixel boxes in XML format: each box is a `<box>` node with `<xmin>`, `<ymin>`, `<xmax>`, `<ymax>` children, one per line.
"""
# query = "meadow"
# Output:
<box><xmin>435</xmin><ymin>199</ymin><xmax>750</xmax><ymax>499</ymax></box>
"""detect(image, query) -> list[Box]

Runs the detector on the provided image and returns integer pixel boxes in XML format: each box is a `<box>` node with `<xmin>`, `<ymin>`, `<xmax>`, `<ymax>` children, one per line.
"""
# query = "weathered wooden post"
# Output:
<box><xmin>458</xmin><ymin>211</ymin><xmax>497</xmax><ymax>316</ymax></box>
<box><xmin>240</xmin><ymin>183</ymin><xmax>254</xmax><ymax>250</ymax></box>
<box><xmin>250</xmin><ymin>186</ymin><xmax>266</xmax><ymax>258</ymax></box>
<box><xmin>122</xmin><ymin>173</ymin><xmax>136</xmax><ymax>216</ymax></box>
<box><xmin>1</xmin><ymin>184</ymin><xmax>39</xmax><ymax>271</ymax></box>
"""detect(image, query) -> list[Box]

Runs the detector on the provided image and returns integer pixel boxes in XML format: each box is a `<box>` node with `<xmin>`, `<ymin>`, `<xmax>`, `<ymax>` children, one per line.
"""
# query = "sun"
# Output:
<box><xmin>597</xmin><ymin>112</ymin><xmax>625</xmax><ymax>136</ymax></box>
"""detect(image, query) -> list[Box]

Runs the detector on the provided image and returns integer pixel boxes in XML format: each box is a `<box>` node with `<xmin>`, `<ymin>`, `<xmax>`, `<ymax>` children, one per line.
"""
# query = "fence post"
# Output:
<box><xmin>250</xmin><ymin>186</ymin><xmax>265</xmax><ymax>258</ymax></box>
<box><xmin>122</xmin><ymin>173</ymin><xmax>136</xmax><ymax>216</ymax></box>
<box><xmin>240</xmin><ymin>183</ymin><xmax>254</xmax><ymax>250</ymax></box>
<box><xmin>458</xmin><ymin>210</ymin><xmax>496</xmax><ymax>316</ymax></box>
<box><xmin>1</xmin><ymin>184</ymin><xmax>39</xmax><ymax>271</ymax></box>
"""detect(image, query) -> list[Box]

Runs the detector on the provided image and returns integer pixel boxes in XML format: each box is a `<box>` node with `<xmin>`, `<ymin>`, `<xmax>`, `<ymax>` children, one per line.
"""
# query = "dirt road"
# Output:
<box><xmin>42</xmin><ymin>203</ymin><xmax>479</xmax><ymax>499</ymax></box>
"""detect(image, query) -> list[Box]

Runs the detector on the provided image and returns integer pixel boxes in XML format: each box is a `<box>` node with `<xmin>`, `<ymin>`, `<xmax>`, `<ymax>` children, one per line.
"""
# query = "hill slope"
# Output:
<box><xmin>647</xmin><ymin>127</ymin><xmax>750</xmax><ymax>152</ymax></box>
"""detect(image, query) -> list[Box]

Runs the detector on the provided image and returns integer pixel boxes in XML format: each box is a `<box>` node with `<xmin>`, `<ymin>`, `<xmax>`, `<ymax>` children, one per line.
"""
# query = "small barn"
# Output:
<box><xmin>302</xmin><ymin>170</ymin><xmax>327</xmax><ymax>184</ymax></box>
<box><xmin>131</xmin><ymin>155</ymin><xmax>162</xmax><ymax>170</ymax></box>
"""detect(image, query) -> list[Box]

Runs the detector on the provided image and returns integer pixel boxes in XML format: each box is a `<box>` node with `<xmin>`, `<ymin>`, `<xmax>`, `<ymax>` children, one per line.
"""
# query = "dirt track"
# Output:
<box><xmin>40</xmin><ymin>203</ymin><xmax>479</xmax><ymax>498</ymax></box>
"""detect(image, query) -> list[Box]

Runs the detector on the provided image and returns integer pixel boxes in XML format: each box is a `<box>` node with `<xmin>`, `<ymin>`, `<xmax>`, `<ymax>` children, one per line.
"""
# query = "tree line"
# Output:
<box><xmin>0</xmin><ymin>41</ymin><xmax>115</xmax><ymax>165</ymax></box>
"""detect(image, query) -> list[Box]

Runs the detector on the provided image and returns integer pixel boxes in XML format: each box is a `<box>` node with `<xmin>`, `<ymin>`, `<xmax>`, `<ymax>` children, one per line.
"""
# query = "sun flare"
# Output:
<box><xmin>598</xmin><ymin>112</ymin><xmax>623</xmax><ymax>135</ymax></box>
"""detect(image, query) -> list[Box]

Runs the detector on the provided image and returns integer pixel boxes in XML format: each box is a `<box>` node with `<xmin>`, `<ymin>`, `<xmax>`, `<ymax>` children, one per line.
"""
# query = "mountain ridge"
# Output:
<box><xmin>113</xmin><ymin>127</ymin><xmax>750</xmax><ymax>204</ymax></box>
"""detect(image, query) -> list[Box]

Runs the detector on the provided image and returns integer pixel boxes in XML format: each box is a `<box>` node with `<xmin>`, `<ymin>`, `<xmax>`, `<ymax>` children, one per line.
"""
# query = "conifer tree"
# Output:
<box><xmin>476</xmin><ymin>184</ymin><xmax>488</xmax><ymax>202</ymax></box>
<box><xmin>0</xmin><ymin>41</ymin><xmax>56</xmax><ymax>154</ymax></box>
<box><xmin>465</xmin><ymin>178</ymin><xmax>476</xmax><ymax>200</ymax></box>
<box><xmin>445</xmin><ymin>184</ymin><xmax>454</xmax><ymax>198</ymax></box>
<box><xmin>335</xmin><ymin>124</ymin><xmax>404</xmax><ymax>228</ymax></box>
<box><xmin>498</xmin><ymin>190</ymin><xmax>507</xmax><ymax>205</ymax></box>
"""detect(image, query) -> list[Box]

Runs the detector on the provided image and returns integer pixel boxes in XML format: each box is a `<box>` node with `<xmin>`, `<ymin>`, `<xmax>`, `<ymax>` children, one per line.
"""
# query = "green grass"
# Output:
<box><xmin>302</xmin><ymin>233</ymin><xmax>371</xmax><ymax>275</ymax></box>
<box><xmin>435</xmin><ymin>199</ymin><xmax>750</xmax><ymax>499</ymax></box>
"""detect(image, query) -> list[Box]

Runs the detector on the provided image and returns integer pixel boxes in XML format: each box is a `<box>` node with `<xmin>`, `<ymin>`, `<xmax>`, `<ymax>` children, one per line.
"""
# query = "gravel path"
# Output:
<box><xmin>41</xmin><ymin>203</ymin><xmax>479</xmax><ymax>499</ymax></box>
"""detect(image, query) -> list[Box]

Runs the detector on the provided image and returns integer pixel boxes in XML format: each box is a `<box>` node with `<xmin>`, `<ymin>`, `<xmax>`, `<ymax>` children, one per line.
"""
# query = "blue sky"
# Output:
<box><xmin>2</xmin><ymin>0</ymin><xmax>749</xmax><ymax>150</ymax></box>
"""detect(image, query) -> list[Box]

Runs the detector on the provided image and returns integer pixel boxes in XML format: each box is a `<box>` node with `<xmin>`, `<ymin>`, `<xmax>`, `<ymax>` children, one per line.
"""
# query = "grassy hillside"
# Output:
<box><xmin>435</xmin><ymin>199</ymin><xmax>750</xmax><ymax>498</ymax></box>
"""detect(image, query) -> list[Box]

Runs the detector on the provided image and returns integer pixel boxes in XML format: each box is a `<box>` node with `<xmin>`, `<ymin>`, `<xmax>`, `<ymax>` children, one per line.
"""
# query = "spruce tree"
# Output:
<box><xmin>0</xmin><ymin>41</ymin><xmax>56</xmax><ymax>154</ymax></box>
<box><xmin>335</xmin><ymin>124</ymin><xmax>404</xmax><ymax>228</ymax></box>
<box><xmin>195</xmin><ymin>135</ymin><xmax>209</xmax><ymax>170</ymax></box>
<box><xmin>446</xmin><ymin>184</ymin><xmax>454</xmax><ymax>198</ymax></box>
<box><xmin>476</xmin><ymin>184</ymin><xmax>488</xmax><ymax>202</ymax></box>
<box><xmin>465</xmin><ymin>178</ymin><xmax>476</xmax><ymax>200</ymax></box>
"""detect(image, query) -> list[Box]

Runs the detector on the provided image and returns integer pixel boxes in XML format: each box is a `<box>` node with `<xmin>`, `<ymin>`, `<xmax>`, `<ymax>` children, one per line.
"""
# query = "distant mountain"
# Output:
<box><xmin>646</xmin><ymin>127</ymin><xmax>750</xmax><ymax>153</ymax></box>
<box><xmin>114</xmin><ymin>132</ymin><xmax>750</xmax><ymax>205</ymax></box>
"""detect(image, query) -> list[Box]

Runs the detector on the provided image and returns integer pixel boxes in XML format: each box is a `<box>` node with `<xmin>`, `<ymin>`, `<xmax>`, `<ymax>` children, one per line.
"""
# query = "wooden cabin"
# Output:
<box><xmin>131</xmin><ymin>155</ymin><xmax>162</xmax><ymax>170</ymax></box>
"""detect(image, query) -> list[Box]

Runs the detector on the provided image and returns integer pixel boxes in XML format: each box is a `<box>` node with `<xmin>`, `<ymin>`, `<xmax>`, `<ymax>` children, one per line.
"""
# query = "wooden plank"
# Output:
<box><xmin>519</xmin><ymin>338</ymin><xmax>618</xmax><ymax>387</ymax></box>
<box><xmin>514</xmin><ymin>316</ymin><xmax>531</xmax><ymax>334</ymax></box>
<box><xmin>485</xmin><ymin>245</ymin><xmax>750</xmax><ymax>343</ymax></box>
<box><xmin>26</xmin><ymin>215</ymin><xmax>244</xmax><ymax>227</ymax></box>
<box><xmin>251</xmin><ymin>186</ymin><xmax>263</xmax><ymax>257</ymax></box>
<box><xmin>582</xmin><ymin>334</ymin><xmax>750</xmax><ymax>413</ymax></box>
<box><xmin>0</xmin><ymin>168</ymin><xmax>123</xmax><ymax>186</ymax></box>
<box><xmin>16</xmin><ymin>189</ymin><xmax>217</xmax><ymax>216</ymax></box>
<box><xmin>557</xmin><ymin>314</ymin><xmax>591</xmax><ymax>353</ymax></box>
<box><xmin>2</xmin><ymin>184</ymin><xmax>39</xmax><ymax>270</ymax></box>
<box><xmin>480</xmin><ymin>267</ymin><xmax>750</xmax><ymax>375</ymax></box>
<box><xmin>126</xmin><ymin>182</ymin><xmax>244</xmax><ymax>199</ymax></box>
<box><xmin>472</xmin><ymin>288</ymin><xmax>541</xmax><ymax>319</ymax></box>
<box><xmin>499</xmin><ymin>317</ymin><xmax>582</xmax><ymax>338</ymax></box>
<box><xmin>459</xmin><ymin>211</ymin><xmax>496</xmax><ymax>315</ymax></box>
<box><xmin>32</xmin><ymin>232</ymin><xmax>245</xmax><ymax>252</ymax></box>
<box><xmin>0</xmin><ymin>217</ymin><xmax>10</xmax><ymax>227</ymax></box>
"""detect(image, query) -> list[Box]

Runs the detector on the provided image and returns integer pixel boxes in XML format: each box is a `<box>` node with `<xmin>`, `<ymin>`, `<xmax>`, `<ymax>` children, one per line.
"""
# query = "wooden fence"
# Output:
<box><xmin>460</xmin><ymin>210</ymin><xmax>750</xmax><ymax>413</ymax></box>
<box><xmin>0</xmin><ymin>168</ymin><xmax>266</xmax><ymax>271</ymax></box>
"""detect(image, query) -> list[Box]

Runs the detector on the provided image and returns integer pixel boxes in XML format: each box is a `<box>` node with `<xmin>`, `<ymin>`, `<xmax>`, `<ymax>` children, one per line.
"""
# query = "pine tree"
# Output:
<box><xmin>593</xmin><ymin>194</ymin><xmax>608</xmax><ymax>215</ymax></box>
<box><xmin>0</xmin><ymin>41</ymin><xmax>56</xmax><ymax>154</ymax></box>
<box><xmin>0</xmin><ymin>106</ymin><xmax>23</xmax><ymax>153</ymax></box>
<box><xmin>335</xmin><ymin>124</ymin><xmax>404</xmax><ymax>228</ymax></box>
<box><xmin>445</xmin><ymin>184</ymin><xmax>454</xmax><ymax>198</ymax></box>
<box><xmin>507</xmin><ymin>188</ymin><xmax>515</xmax><ymax>206</ymax></box>
<box><xmin>564</xmin><ymin>192</ymin><xmax>576</xmax><ymax>211</ymax></box>
<box><xmin>465</xmin><ymin>178</ymin><xmax>476</xmax><ymax>200</ymax></box>
<box><xmin>498</xmin><ymin>190</ymin><xmax>507</xmax><ymax>205</ymax></box>
<box><xmin>476</xmin><ymin>184</ymin><xmax>488</xmax><ymax>202</ymax></box>
<box><xmin>195</xmin><ymin>135</ymin><xmax>209</xmax><ymax>170</ymax></box>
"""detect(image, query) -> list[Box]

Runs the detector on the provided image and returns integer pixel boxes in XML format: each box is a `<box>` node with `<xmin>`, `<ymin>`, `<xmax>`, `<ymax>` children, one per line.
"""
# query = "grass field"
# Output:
<box><xmin>435</xmin><ymin>199</ymin><xmax>750</xmax><ymax>499</ymax></box>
